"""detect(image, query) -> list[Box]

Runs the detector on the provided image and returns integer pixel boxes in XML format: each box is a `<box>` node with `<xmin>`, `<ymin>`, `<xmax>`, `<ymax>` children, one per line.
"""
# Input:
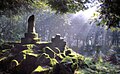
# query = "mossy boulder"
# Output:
<box><xmin>11</xmin><ymin>44</ymin><xmax>28</xmax><ymax>54</ymax></box>
<box><xmin>42</xmin><ymin>47</ymin><xmax>55</xmax><ymax>58</ymax></box>
<box><xmin>36</xmin><ymin>53</ymin><xmax>51</xmax><ymax>66</ymax></box>
<box><xmin>11</xmin><ymin>54</ymin><xmax>38</xmax><ymax>74</ymax></box>
<box><xmin>52</xmin><ymin>63</ymin><xmax>73</xmax><ymax>74</ymax></box>
<box><xmin>32</xmin><ymin>66</ymin><xmax>51</xmax><ymax>74</ymax></box>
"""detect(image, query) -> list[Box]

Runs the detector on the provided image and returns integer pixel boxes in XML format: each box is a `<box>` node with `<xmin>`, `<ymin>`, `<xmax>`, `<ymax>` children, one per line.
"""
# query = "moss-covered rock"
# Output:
<box><xmin>51</xmin><ymin>63</ymin><xmax>73</xmax><ymax>74</ymax></box>
<box><xmin>32</xmin><ymin>66</ymin><xmax>51</xmax><ymax>74</ymax></box>
<box><xmin>0</xmin><ymin>42</ymin><xmax>119</xmax><ymax>74</ymax></box>
<box><xmin>42</xmin><ymin>47</ymin><xmax>55</xmax><ymax>58</ymax></box>
<box><xmin>36</xmin><ymin>53</ymin><xmax>50</xmax><ymax>66</ymax></box>
<box><xmin>11</xmin><ymin>54</ymin><xmax>38</xmax><ymax>74</ymax></box>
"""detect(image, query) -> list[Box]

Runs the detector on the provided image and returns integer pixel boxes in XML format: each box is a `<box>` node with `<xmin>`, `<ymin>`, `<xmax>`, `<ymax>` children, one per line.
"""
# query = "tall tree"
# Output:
<box><xmin>0</xmin><ymin>0</ymin><xmax>120</xmax><ymax>28</ymax></box>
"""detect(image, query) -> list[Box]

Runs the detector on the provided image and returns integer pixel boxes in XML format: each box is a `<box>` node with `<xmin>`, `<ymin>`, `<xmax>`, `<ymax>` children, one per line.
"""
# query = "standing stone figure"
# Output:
<box><xmin>21</xmin><ymin>15</ymin><xmax>40</xmax><ymax>44</ymax></box>
<box><xmin>28</xmin><ymin>15</ymin><xmax>36</xmax><ymax>33</ymax></box>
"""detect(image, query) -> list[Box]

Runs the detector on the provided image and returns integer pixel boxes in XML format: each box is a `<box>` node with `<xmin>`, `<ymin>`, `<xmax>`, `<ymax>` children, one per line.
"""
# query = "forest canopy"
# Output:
<box><xmin>0</xmin><ymin>0</ymin><xmax>120</xmax><ymax>28</ymax></box>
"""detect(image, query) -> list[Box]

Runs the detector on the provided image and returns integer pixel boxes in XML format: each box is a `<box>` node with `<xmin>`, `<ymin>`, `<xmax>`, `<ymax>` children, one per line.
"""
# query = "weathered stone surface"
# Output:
<box><xmin>11</xmin><ymin>44</ymin><xmax>28</xmax><ymax>54</ymax></box>
<box><xmin>36</xmin><ymin>53</ymin><xmax>50</xmax><ymax>66</ymax></box>
<box><xmin>51</xmin><ymin>34</ymin><xmax>66</xmax><ymax>53</ymax></box>
<box><xmin>65</xmin><ymin>50</ymin><xmax>72</xmax><ymax>56</ymax></box>
<box><xmin>10</xmin><ymin>59</ymin><xmax>19</xmax><ymax>69</ymax></box>
<box><xmin>21</xmin><ymin>15</ymin><xmax>40</xmax><ymax>44</ymax></box>
<box><xmin>12</xmin><ymin>54</ymin><xmax>38</xmax><ymax>74</ymax></box>
<box><xmin>42</xmin><ymin>47</ymin><xmax>55</xmax><ymax>58</ymax></box>
<box><xmin>13</xmin><ymin>52</ymin><xmax>24</xmax><ymax>63</ymax></box>
<box><xmin>28</xmin><ymin>15</ymin><xmax>36</xmax><ymax>33</ymax></box>
<box><xmin>55</xmin><ymin>55</ymin><xmax>63</xmax><ymax>62</ymax></box>
<box><xmin>52</xmin><ymin>63</ymin><xmax>73</xmax><ymax>74</ymax></box>
<box><xmin>49</xmin><ymin>46</ymin><xmax>60</xmax><ymax>54</ymax></box>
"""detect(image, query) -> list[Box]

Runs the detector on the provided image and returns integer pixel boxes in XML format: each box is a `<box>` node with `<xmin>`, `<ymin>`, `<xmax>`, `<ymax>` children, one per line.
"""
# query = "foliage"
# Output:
<box><xmin>93</xmin><ymin>0</ymin><xmax>120</xmax><ymax>29</ymax></box>
<box><xmin>0</xmin><ymin>0</ymin><xmax>91</xmax><ymax>15</ymax></box>
<box><xmin>47</xmin><ymin>0</ymin><xmax>89</xmax><ymax>14</ymax></box>
<box><xmin>0</xmin><ymin>0</ymin><xmax>47</xmax><ymax>15</ymax></box>
<box><xmin>47</xmin><ymin>0</ymin><xmax>120</xmax><ymax>28</ymax></box>
<box><xmin>0</xmin><ymin>0</ymin><xmax>120</xmax><ymax>28</ymax></box>
<box><xmin>0</xmin><ymin>15</ymin><xmax>27</xmax><ymax>41</ymax></box>
<box><xmin>76</xmin><ymin>57</ymin><xmax>120</xmax><ymax>74</ymax></box>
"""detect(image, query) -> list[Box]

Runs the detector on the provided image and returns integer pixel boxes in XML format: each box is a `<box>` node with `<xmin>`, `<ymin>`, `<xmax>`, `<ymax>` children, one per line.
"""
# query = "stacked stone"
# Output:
<box><xmin>21</xmin><ymin>15</ymin><xmax>40</xmax><ymax>44</ymax></box>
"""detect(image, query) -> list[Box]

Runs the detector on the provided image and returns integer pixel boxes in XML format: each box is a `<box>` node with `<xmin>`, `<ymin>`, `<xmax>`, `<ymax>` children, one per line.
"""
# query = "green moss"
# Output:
<box><xmin>42</xmin><ymin>46</ymin><xmax>56</xmax><ymax>58</ymax></box>
<box><xmin>11</xmin><ymin>59</ymin><xmax>19</xmax><ymax>66</ymax></box>
<box><xmin>21</xmin><ymin>44</ymin><xmax>35</xmax><ymax>54</ymax></box>
<box><xmin>40</xmin><ymin>53</ymin><xmax>50</xmax><ymax>58</ymax></box>
<box><xmin>32</xmin><ymin>66</ymin><xmax>49</xmax><ymax>73</ymax></box>
<box><xmin>0</xmin><ymin>57</ymin><xmax>7</xmax><ymax>61</ymax></box>
<box><xmin>56</xmin><ymin>53</ymin><xmax>64</xmax><ymax>59</ymax></box>
<box><xmin>23</xmin><ymin>54</ymin><xmax>27</xmax><ymax>59</ymax></box>
<box><xmin>61</xmin><ymin>56</ymin><xmax>73</xmax><ymax>63</ymax></box>
<box><xmin>1</xmin><ymin>49</ymin><xmax>10</xmax><ymax>53</ymax></box>
<box><xmin>50</xmin><ymin>58</ymin><xmax>58</xmax><ymax>66</ymax></box>
<box><xmin>22</xmin><ymin>50</ymin><xmax>40</xmax><ymax>59</ymax></box>
<box><xmin>22</xmin><ymin>49</ymin><xmax>33</xmax><ymax>54</ymax></box>
<box><xmin>55</xmin><ymin>47</ymin><xmax>60</xmax><ymax>51</ymax></box>
<box><xmin>39</xmin><ymin>42</ymin><xmax>49</xmax><ymax>44</ymax></box>
<box><xmin>21</xmin><ymin>46</ymin><xmax>40</xmax><ymax>59</ymax></box>
<box><xmin>43</xmin><ymin>47</ymin><xmax>55</xmax><ymax>53</ymax></box>
<box><xmin>27</xmin><ymin>53</ymin><xmax>39</xmax><ymax>57</ymax></box>
<box><xmin>64</xmin><ymin>48</ymin><xmax>84</xmax><ymax>60</ymax></box>
<box><xmin>25</xmin><ymin>44</ymin><xmax>34</xmax><ymax>49</ymax></box>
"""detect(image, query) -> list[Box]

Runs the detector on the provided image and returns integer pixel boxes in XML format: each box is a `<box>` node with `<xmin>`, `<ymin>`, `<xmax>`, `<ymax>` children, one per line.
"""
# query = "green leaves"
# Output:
<box><xmin>99</xmin><ymin>0</ymin><xmax>120</xmax><ymax>28</ymax></box>
<box><xmin>47</xmin><ymin>0</ymin><xmax>87</xmax><ymax>14</ymax></box>
<box><xmin>0</xmin><ymin>0</ymin><xmax>47</xmax><ymax>15</ymax></box>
